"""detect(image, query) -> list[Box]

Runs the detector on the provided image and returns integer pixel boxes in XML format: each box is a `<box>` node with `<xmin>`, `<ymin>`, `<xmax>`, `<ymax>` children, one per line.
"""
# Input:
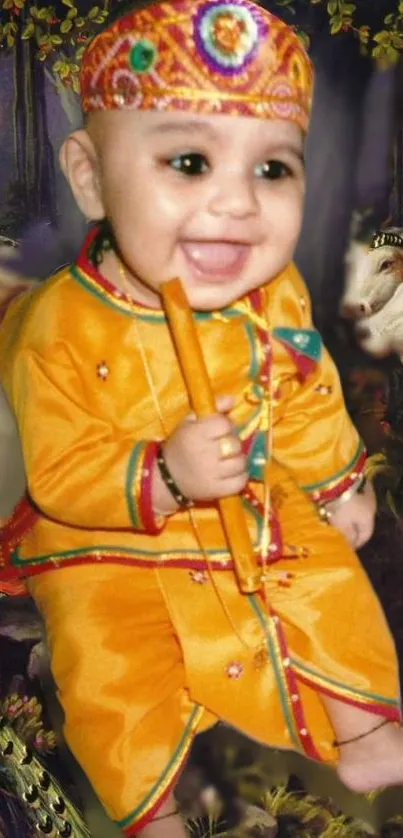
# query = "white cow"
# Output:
<box><xmin>341</xmin><ymin>227</ymin><xmax>403</xmax><ymax>359</ymax></box>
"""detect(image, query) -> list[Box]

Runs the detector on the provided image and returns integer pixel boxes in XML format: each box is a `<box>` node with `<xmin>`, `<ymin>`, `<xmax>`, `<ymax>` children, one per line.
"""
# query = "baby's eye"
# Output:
<box><xmin>169</xmin><ymin>153</ymin><xmax>209</xmax><ymax>176</ymax></box>
<box><xmin>255</xmin><ymin>160</ymin><xmax>292</xmax><ymax>180</ymax></box>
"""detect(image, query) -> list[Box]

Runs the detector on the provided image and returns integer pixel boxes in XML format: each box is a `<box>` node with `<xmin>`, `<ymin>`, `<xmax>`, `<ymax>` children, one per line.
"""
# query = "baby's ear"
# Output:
<box><xmin>59</xmin><ymin>130</ymin><xmax>105</xmax><ymax>222</ymax></box>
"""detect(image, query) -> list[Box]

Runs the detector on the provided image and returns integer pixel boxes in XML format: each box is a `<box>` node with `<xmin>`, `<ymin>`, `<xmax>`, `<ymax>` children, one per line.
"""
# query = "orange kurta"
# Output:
<box><xmin>0</xmin><ymin>231</ymin><xmax>399</xmax><ymax>835</ymax></box>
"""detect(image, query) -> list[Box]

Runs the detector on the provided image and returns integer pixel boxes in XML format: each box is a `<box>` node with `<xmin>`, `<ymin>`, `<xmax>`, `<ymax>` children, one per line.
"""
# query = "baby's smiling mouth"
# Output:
<box><xmin>180</xmin><ymin>240</ymin><xmax>250</xmax><ymax>281</ymax></box>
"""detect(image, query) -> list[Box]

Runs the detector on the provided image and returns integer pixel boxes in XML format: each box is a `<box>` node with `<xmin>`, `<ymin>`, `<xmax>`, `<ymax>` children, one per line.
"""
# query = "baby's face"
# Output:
<box><xmin>90</xmin><ymin>109</ymin><xmax>305</xmax><ymax>310</ymax></box>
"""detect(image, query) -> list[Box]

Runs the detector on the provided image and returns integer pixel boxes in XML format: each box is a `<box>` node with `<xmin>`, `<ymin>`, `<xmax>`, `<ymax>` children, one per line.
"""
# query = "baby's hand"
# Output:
<box><xmin>325</xmin><ymin>479</ymin><xmax>376</xmax><ymax>549</ymax></box>
<box><xmin>153</xmin><ymin>396</ymin><xmax>248</xmax><ymax>514</ymax></box>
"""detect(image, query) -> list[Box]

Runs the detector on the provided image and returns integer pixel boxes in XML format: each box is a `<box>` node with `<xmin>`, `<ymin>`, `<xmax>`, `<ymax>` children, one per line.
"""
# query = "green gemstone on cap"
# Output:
<box><xmin>129</xmin><ymin>39</ymin><xmax>157</xmax><ymax>73</ymax></box>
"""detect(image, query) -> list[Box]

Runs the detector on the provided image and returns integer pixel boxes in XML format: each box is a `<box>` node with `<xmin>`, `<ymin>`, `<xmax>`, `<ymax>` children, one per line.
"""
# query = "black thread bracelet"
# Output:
<box><xmin>333</xmin><ymin>718</ymin><xmax>390</xmax><ymax>748</ymax></box>
<box><xmin>156</xmin><ymin>444</ymin><xmax>193</xmax><ymax>509</ymax></box>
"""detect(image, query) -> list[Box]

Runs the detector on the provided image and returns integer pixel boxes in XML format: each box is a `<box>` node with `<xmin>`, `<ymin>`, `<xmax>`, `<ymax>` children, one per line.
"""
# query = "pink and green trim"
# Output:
<box><xmin>126</xmin><ymin>441</ymin><xmax>162</xmax><ymax>533</ymax></box>
<box><xmin>117</xmin><ymin>704</ymin><xmax>203</xmax><ymax>835</ymax></box>
<box><xmin>302</xmin><ymin>441</ymin><xmax>366</xmax><ymax>505</ymax></box>
<box><xmin>249</xmin><ymin>595</ymin><xmax>322</xmax><ymax>760</ymax></box>
<box><xmin>291</xmin><ymin>659</ymin><xmax>401</xmax><ymax>722</ymax></box>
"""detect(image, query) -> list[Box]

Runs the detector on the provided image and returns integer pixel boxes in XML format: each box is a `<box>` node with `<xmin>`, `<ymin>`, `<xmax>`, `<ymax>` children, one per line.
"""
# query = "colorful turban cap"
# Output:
<box><xmin>80</xmin><ymin>0</ymin><xmax>313</xmax><ymax>131</ymax></box>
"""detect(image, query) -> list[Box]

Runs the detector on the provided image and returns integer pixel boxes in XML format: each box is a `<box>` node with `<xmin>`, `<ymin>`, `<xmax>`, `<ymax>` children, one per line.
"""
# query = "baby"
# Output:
<box><xmin>0</xmin><ymin>1</ymin><xmax>402</xmax><ymax>836</ymax></box>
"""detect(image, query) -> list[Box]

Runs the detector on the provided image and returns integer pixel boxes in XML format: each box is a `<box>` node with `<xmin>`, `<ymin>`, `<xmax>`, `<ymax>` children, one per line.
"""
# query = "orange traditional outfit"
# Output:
<box><xmin>0</xmin><ymin>0</ymin><xmax>400</xmax><ymax>834</ymax></box>
<box><xmin>0</xmin><ymin>229</ymin><xmax>400</xmax><ymax>834</ymax></box>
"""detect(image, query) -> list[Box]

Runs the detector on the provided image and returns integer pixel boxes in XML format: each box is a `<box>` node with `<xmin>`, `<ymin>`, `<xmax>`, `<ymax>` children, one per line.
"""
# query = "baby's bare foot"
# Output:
<box><xmin>337</xmin><ymin>722</ymin><xmax>403</xmax><ymax>793</ymax></box>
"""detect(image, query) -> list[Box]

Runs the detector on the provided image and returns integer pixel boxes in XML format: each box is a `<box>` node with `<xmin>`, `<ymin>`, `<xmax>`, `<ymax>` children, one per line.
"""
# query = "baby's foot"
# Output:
<box><xmin>337</xmin><ymin>722</ymin><xmax>403</xmax><ymax>793</ymax></box>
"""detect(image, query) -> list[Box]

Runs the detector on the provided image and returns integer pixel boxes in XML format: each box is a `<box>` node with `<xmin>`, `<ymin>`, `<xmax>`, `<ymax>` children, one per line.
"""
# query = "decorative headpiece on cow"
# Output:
<box><xmin>370</xmin><ymin>230</ymin><xmax>403</xmax><ymax>251</ymax></box>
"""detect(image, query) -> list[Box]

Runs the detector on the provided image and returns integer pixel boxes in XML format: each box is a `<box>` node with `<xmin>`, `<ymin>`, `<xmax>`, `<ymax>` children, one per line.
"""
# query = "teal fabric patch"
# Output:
<box><xmin>247</xmin><ymin>431</ymin><xmax>267</xmax><ymax>481</ymax></box>
<box><xmin>272</xmin><ymin>327</ymin><xmax>322</xmax><ymax>361</ymax></box>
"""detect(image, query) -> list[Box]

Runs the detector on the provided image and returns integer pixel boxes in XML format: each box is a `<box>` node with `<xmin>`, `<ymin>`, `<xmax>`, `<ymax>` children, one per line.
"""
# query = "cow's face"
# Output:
<box><xmin>341</xmin><ymin>239</ymin><xmax>403</xmax><ymax>320</ymax></box>
<box><xmin>355</xmin><ymin>283</ymin><xmax>403</xmax><ymax>360</ymax></box>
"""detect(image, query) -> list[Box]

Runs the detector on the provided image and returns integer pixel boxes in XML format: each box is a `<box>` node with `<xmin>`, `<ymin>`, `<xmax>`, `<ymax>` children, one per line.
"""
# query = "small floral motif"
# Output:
<box><xmin>253</xmin><ymin>646</ymin><xmax>268</xmax><ymax>669</ymax></box>
<box><xmin>189</xmin><ymin>570</ymin><xmax>208</xmax><ymax>584</ymax></box>
<box><xmin>315</xmin><ymin>384</ymin><xmax>333</xmax><ymax>396</ymax></box>
<box><xmin>97</xmin><ymin>361</ymin><xmax>110</xmax><ymax>381</ymax></box>
<box><xmin>277</xmin><ymin>571</ymin><xmax>295</xmax><ymax>589</ymax></box>
<box><xmin>225</xmin><ymin>661</ymin><xmax>244</xmax><ymax>679</ymax></box>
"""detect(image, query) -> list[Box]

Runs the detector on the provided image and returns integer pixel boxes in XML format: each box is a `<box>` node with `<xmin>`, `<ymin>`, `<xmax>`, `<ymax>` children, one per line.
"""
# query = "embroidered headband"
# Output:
<box><xmin>80</xmin><ymin>0</ymin><xmax>313</xmax><ymax>131</ymax></box>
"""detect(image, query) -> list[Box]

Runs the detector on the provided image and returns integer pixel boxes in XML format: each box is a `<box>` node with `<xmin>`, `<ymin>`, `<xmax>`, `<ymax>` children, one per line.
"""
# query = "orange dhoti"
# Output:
<box><xmin>29</xmin><ymin>463</ymin><xmax>400</xmax><ymax>836</ymax></box>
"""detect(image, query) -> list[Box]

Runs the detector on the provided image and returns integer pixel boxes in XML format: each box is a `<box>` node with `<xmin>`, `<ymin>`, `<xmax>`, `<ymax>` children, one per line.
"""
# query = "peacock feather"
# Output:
<box><xmin>0</xmin><ymin>693</ymin><xmax>90</xmax><ymax>838</ymax></box>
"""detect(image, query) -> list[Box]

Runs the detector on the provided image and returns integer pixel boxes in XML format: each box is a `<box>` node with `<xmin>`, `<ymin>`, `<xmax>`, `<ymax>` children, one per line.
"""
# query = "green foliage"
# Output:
<box><xmin>0</xmin><ymin>0</ymin><xmax>111</xmax><ymax>91</ymax></box>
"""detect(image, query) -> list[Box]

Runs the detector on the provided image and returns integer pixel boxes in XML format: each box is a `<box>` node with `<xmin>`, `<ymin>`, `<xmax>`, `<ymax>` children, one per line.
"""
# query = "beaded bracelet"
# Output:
<box><xmin>156</xmin><ymin>444</ymin><xmax>193</xmax><ymax>509</ymax></box>
<box><xmin>326</xmin><ymin>474</ymin><xmax>366</xmax><ymax>512</ymax></box>
<box><xmin>318</xmin><ymin>474</ymin><xmax>366</xmax><ymax>523</ymax></box>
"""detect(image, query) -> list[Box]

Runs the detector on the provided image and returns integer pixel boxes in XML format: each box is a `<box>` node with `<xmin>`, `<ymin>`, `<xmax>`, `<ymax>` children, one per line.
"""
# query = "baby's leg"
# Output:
<box><xmin>323</xmin><ymin>695</ymin><xmax>403</xmax><ymax>793</ymax></box>
<box><xmin>138</xmin><ymin>791</ymin><xmax>187</xmax><ymax>837</ymax></box>
<box><xmin>29</xmin><ymin>564</ymin><xmax>216</xmax><ymax>836</ymax></box>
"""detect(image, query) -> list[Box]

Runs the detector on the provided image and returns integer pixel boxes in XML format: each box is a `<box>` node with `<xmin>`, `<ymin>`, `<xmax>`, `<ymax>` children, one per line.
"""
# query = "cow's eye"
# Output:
<box><xmin>380</xmin><ymin>259</ymin><xmax>394</xmax><ymax>272</ymax></box>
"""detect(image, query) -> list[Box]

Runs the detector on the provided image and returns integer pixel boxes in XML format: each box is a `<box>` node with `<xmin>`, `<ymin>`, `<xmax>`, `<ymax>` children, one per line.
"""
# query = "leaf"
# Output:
<box><xmin>297</xmin><ymin>31</ymin><xmax>311</xmax><ymax>49</ymax></box>
<box><xmin>59</xmin><ymin>64</ymin><xmax>71</xmax><ymax>78</ymax></box>
<box><xmin>373</xmin><ymin>30</ymin><xmax>392</xmax><ymax>43</ymax></box>
<box><xmin>88</xmin><ymin>5</ymin><xmax>100</xmax><ymax>18</ymax></box>
<box><xmin>60</xmin><ymin>19</ymin><xmax>73</xmax><ymax>33</ymax></box>
<box><xmin>75</xmin><ymin>17</ymin><xmax>86</xmax><ymax>27</ymax></box>
<box><xmin>372</xmin><ymin>43</ymin><xmax>399</xmax><ymax>69</ymax></box>
<box><xmin>330</xmin><ymin>17</ymin><xmax>343</xmax><ymax>34</ymax></box>
<box><xmin>386</xmin><ymin>44</ymin><xmax>400</xmax><ymax>60</ymax></box>
<box><xmin>62</xmin><ymin>0</ymin><xmax>76</xmax><ymax>6</ymax></box>
<box><xmin>36</xmin><ymin>6</ymin><xmax>51</xmax><ymax>20</ymax></box>
<box><xmin>50</xmin><ymin>35</ymin><xmax>63</xmax><ymax>45</ymax></box>
<box><xmin>6</xmin><ymin>34</ymin><xmax>15</xmax><ymax>48</ymax></box>
<box><xmin>21</xmin><ymin>22</ymin><xmax>35</xmax><ymax>40</ymax></box>
<box><xmin>327</xmin><ymin>1</ymin><xmax>337</xmax><ymax>13</ymax></box>
<box><xmin>66</xmin><ymin>7</ymin><xmax>78</xmax><ymax>18</ymax></box>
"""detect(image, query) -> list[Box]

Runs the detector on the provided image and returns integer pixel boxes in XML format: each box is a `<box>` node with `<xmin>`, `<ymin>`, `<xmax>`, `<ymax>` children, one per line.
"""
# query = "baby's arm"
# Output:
<box><xmin>5</xmin><ymin>343</ymin><xmax>247</xmax><ymax>531</ymax></box>
<box><xmin>270</xmin><ymin>264</ymin><xmax>372</xmax><ymax>546</ymax></box>
<box><xmin>324</xmin><ymin>478</ymin><xmax>376</xmax><ymax>549</ymax></box>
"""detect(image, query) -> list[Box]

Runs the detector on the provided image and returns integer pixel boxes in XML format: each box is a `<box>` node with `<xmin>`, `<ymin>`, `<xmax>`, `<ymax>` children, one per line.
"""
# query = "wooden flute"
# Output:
<box><xmin>160</xmin><ymin>277</ymin><xmax>261</xmax><ymax>595</ymax></box>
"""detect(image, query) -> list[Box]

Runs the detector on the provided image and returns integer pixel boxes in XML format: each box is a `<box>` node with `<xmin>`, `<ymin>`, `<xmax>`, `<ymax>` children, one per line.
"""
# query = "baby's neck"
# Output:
<box><xmin>100</xmin><ymin>248</ymin><xmax>161</xmax><ymax>308</ymax></box>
